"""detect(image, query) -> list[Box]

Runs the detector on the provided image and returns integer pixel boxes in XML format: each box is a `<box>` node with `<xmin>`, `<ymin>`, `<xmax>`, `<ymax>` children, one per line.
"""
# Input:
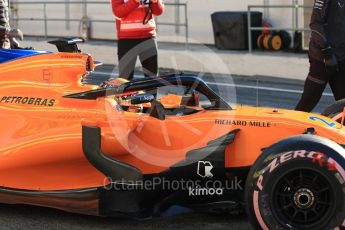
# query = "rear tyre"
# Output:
<box><xmin>278</xmin><ymin>31</ymin><xmax>292</xmax><ymax>50</ymax></box>
<box><xmin>245</xmin><ymin>135</ymin><xmax>345</xmax><ymax>230</ymax></box>
<box><xmin>321</xmin><ymin>99</ymin><xmax>345</xmax><ymax>124</ymax></box>
<box><xmin>263</xmin><ymin>35</ymin><xmax>271</xmax><ymax>50</ymax></box>
<box><xmin>257</xmin><ymin>34</ymin><xmax>265</xmax><ymax>50</ymax></box>
<box><xmin>267</xmin><ymin>35</ymin><xmax>282</xmax><ymax>51</ymax></box>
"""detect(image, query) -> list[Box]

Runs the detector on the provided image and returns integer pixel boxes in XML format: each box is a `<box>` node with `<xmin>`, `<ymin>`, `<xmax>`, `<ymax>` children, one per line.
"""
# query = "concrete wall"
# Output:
<box><xmin>303</xmin><ymin>0</ymin><xmax>313</xmax><ymax>49</ymax></box>
<box><xmin>11</xmin><ymin>0</ymin><xmax>309</xmax><ymax>45</ymax></box>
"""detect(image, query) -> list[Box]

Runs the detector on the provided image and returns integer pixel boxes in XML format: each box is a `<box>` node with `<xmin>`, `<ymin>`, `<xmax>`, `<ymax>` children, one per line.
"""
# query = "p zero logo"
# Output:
<box><xmin>0</xmin><ymin>96</ymin><xmax>55</xmax><ymax>107</ymax></box>
<box><xmin>197</xmin><ymin>161</ymin><xmax>214</xmax><ymax>178</ymax></box>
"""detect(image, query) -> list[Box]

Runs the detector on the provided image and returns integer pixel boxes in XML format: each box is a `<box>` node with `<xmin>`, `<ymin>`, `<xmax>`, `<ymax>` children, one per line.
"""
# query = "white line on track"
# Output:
<box><xmin>92</xmin><ymin>71</ymin><xmax>333</xmax><ymax>97</ymax></box>
<box><xmin>93</xmin><ymin>71</ymin><xmax>118</xmax><ymax>77</ymax></box>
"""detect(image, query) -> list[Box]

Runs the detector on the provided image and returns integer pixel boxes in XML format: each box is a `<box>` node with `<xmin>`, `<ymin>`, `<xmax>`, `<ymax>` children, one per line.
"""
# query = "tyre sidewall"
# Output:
<box><xmin>245</xmin><ymin>137</ymin><xmax>345</xmax><ymax>230</ymax></box>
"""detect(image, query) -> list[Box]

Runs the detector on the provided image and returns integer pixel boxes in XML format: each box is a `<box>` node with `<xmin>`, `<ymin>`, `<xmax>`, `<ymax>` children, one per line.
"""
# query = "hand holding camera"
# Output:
<box><xmin>135</xmin><ymin>0</ymin><xmax>158</xmax><ymax>5</ymax></box>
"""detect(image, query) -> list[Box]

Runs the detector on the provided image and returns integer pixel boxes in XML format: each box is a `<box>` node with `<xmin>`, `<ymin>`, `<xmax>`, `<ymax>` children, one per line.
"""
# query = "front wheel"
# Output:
<box><xmin>245</xmin><ymin>135</ymin><xmax>345</xmax><ymax>230</ymax></box>
<box><xmin>321</xmin><ymin>99</ymin><xmax>345</xmax><ymax>124</ymax></box>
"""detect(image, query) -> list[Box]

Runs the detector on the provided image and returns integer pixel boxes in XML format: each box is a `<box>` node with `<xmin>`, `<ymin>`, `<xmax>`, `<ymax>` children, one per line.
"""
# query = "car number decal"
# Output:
<box><xmin>309</xmin><ymin>116</ymin><xmax>336</xmax><ymax>128</ymax></box>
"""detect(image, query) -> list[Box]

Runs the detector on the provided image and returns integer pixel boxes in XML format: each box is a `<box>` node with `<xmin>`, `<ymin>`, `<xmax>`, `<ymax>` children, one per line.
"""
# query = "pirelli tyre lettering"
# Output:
<box><xmin>245</xmin><ymin>136</ymin><xmax>345</xmax><ymax>230</ymax></box>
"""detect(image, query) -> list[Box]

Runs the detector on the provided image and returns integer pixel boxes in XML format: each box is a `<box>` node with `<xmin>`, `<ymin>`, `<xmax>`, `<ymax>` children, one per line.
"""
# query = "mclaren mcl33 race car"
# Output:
<box><xmin>0</xmin><ymin>38</ymin><xmax>345</xmax><ymax>230</ymax></box>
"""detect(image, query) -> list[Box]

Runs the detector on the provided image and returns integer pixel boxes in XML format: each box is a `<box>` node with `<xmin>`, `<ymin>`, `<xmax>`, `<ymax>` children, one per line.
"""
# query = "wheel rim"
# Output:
<box><xmin>271</xmin><ymin>168</ymin><xmax>336</xmax><ymax>229</ymax></box>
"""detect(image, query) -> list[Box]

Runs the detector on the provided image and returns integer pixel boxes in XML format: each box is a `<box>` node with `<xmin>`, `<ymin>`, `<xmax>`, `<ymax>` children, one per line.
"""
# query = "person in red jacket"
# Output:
<box><xmin>111</xmin><ymin>0</ymin><xmax>165</xmax><ymax>80</ymax></box>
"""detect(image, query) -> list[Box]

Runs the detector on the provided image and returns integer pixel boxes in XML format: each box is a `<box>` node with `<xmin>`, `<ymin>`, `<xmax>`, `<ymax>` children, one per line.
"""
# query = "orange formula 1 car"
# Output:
<box><xmin>0</xmin><ymin>38</ymin><xmax>345</xmax><ymax>230</ymax></box>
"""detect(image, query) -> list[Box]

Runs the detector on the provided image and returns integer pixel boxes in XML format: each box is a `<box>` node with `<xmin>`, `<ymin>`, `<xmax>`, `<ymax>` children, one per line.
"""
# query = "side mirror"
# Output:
<box><xmin>131</xmin><ymin>93</ymin><xmax>155</xmax><ymax>105</ymax></box>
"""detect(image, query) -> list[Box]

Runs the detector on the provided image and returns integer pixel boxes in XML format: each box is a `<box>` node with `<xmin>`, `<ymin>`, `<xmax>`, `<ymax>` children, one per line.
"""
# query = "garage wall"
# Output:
<box><xmin>11</xmin><ymin>0</ymin><xmax>309</xmax><ymax>45</ymax></box>
<box><xmin>303</xmin><ymin>0</ymin><xmax>313</xmax><ymax>49</ymax></box>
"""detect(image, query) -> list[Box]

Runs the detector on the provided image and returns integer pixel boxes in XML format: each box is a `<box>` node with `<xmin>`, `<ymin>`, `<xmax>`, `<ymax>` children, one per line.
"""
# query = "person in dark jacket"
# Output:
<box><xmin>0</xmin><ymin>0</ymin><xmax>23</xmax><ymax>49</ymax></box>
<box><xmin>296</xmin><ymin>0</ymin><xmax>345</xmax><ymax>112</ymax></box>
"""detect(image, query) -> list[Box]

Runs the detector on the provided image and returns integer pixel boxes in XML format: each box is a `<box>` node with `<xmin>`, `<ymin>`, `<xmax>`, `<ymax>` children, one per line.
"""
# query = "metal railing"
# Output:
<box><xmin>10</xmin><ymin>1</ymin><xmax>189</xmax><ymax>48</ymax></box>
<box><xmin>247</xmin><ymin>3</ymin><xmax>312</xmax><ymax>52</ymax></box>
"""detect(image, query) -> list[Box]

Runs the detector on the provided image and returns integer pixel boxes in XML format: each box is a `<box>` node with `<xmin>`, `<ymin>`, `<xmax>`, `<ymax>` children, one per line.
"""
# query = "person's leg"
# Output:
<box><xmin>295</xmin><ymin>58</ymin><xmax>333</xmax><ymax>112</ymax></box>
<box><xmin>0</xmin><ymin>28</ymin><xmax>10</xmax><ymax>49</ymax></box>
<box><xmin>1</xmin><ymin>38</ymin><xmax>10</xmax><ymax>49</ymax></box>
<box><xmin>118</xmin><ymin>39</ymin><xmax>138</xmax><ymax>80</ymax></box>
<box><xmin>138</xmin><ymin>38</ymin><xmax>158</xmax><ymax>77</ymax></box>
<box><xmin>329</xmin><ymin>59</ymin><xmax>345</xmax><ymax>101</ymax></box>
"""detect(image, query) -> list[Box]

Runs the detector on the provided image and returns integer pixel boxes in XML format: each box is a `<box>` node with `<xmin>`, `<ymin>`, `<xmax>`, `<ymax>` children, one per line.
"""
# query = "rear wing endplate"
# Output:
<box><xmin>48</xmin><ymin>38</ymin><xmax>84</xmax><ymax>53</ymax></box>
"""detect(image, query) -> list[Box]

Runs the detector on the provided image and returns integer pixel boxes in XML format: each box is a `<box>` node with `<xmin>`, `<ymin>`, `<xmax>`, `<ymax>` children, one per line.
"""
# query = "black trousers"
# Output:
<box><xmin>117</xmin><ymin>37</ymin><xmax>158</xmax><ymax>80</ymax></box>
<box><xmin>0</xmin><ymin>38</ymin><xmax>10</xmax><ymax>49</ymax></box>
<box><xmin>295</xmin><ymin>58</ymin><xmax>345</xmax><ymax>112</ymax></box>
<box><xmin>0</xmin><ymin>28</ymin><xmax>10</xmax><ymax>49</ymax></box>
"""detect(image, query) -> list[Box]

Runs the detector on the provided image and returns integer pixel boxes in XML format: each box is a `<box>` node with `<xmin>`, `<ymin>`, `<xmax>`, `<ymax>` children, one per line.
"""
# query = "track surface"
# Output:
<box><xmin>0</xmin><ymin>204</ymin><xmax>250</xmax><ymax>230</ymax></box>
<box><xmin>0</xmin><ymin>65</ymin><xmax>335</xmax><ymax>230</ymax></box>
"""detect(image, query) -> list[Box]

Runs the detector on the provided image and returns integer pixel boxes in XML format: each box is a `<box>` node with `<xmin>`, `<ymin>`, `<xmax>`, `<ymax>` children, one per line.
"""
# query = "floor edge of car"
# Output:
<box><xmin>0</xmin><ymin>186</ymin><xmax>100</xmax><ymax>216</ymax></box>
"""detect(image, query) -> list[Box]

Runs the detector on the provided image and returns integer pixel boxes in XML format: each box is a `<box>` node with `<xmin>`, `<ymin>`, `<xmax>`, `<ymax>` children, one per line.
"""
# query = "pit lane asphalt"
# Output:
<box><xmin>0</xmin><ymin>203</ymin><xmax>250</xmax><ymax>230</ymax></box>
<box><xmin>0</xmin><ymin>66</ymin><xmax>335</xmax><ymax>230</ymax></box>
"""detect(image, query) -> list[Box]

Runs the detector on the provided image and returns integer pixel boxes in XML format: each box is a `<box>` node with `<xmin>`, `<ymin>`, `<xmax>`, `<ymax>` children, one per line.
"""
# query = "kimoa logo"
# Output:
<box><xmin>197</xmin><ymin>161</ymin><xmax>214</xmax><ymax>178</ymax></box>
<box><xmin>339</xmin><ymin>0</ymin><xmax>345</xmax><ymax>8</ymax></box>
<box><xmin>188</xmin><ymin>186</ymin><xmax>224</xmax><ymax>196</ymax></box>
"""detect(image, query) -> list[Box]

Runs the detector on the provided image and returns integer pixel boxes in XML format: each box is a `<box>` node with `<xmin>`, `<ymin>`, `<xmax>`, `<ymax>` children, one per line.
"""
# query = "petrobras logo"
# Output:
<box><xmin>0</xmin><ymin>96</ymin><xmax>55</xmax><ymax>107</ymax></box>
<box><xmin>197</xmin><ymin>161</ymin><xmax>214</xmax><ymax>178</ymax></box>
<box><xmin>188</xmin><ymin>186</ymin><xmax>223</xmax><ymax>196</ymax></box>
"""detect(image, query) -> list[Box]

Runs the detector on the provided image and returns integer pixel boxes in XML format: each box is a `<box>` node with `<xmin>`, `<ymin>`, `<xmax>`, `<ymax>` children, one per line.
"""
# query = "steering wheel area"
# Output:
<box><xmin>116</xmin><ymin>91</ymin><xmax>202</xmax><ymax>119</ymax></box>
